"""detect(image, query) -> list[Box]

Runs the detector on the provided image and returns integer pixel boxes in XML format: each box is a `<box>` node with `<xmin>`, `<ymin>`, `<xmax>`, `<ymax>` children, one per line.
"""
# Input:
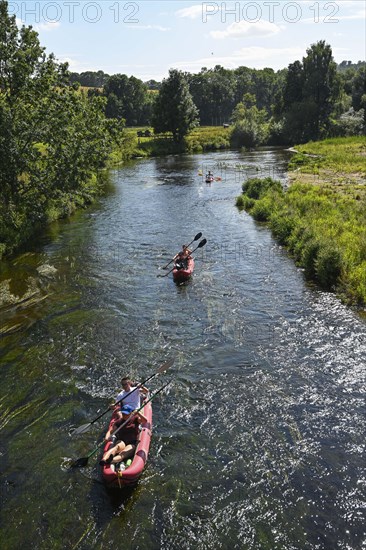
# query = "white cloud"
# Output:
<box><xmin>35</xmin><ymin>21</ymin><xmax>60</xmax><ymax>32</ymax></box>
<box><xmin>210</xmin><ymin>20</ymin><xmax>281</xmax><ymax>40</ymax></box>
<box><xmin>175</xmin><ymin>5</ymin><xmax>203</xmax><ymax>19</ymax></box>
<box><xmin>129</xmin><ymin>25</ymin><xmax>170</xmax><ymax>31</ymax></box>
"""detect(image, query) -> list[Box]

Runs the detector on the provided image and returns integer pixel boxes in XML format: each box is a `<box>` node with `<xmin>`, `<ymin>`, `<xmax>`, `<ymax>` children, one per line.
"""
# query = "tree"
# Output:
<box><xmin>283</xmin><ymin>61</ymin><xmax>304</xmax><ymax>108</ymax></box>
<box><xmin>69</xmin><ymin>70</ymin><xmax>109</xmax><ymax>87</ymax></box>
<box><xmin>230</xmin><ymin>93</ymin><xmax>269</xmax><ymax>148</ymax></box>
<box><xmin>153</xmin><ymin>69</ymin><xmax>199</xmax><ymax>143</ymax></box>
<box><xmin>103</xmin><ymin>73</ymin><xmax>151</xmax><ymax>125</ymax></box>
<box><xmin>351</xmin><ymin>66</ymin><xmax>366</xmax><ymax>118</ymax></box>
<box><xmin>0</xmin><ymin>0</ymin><xmax>120</xmax><ymax>255</ymax></box>
<box><xmin>302</xmin><ymin>40</ymin><xmax>341</xmax><ymax>138</ymax></box>
<box><xmin>250</xmin><ymin>68</ymin><xmax>278</xmax><ymax>113</ymax></box>
<box><xmin>281</xmin><ymin>41</ymin><xmax>342</xmax><ymax>142</ymax></box>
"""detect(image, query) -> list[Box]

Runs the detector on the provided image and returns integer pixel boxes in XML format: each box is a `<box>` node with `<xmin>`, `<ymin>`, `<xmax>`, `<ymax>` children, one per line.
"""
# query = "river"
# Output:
<box><xmin>0</xmin><ymin>149</ymin><xmax>365</xmax><ymax>550</ymax></box>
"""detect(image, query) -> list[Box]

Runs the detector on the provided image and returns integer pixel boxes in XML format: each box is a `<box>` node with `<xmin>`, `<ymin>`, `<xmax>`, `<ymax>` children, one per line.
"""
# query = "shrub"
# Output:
<box><xmin>242</xmin><ymin>177</ymin><xmax>282</xmax><ymax>199</ymax></box>
<box><xmin>287</xmin><ymin>225</ymin><xmax>314</xmax><ymax>262</ymax></box>
<box><xmin>315</xmin><ymin>243</ymin><xmax>343</xmax><ymax>290</ymax></box>
<box><xmin>236</xmin><ymin>195</ymin><xmax>255</xmax><ymax>210</ymax></box>
<box><xmin>302</xmin><ymin>238</ymin><xmax>321</xmax><ymax>279</ymax></box>
<box><xmin>348</xmin><ymin>261</ymin><xmax>366</xmax><ymax>304</ymax></box>
<box><xmin>251</xmin><ymin>197</ymin><xmax>272</xmax><ymax>221</ymax></box>
<box><xmin>270</xmin><ymin>211</ymin><xmax>295</xmax><ymax>245</ymax></box>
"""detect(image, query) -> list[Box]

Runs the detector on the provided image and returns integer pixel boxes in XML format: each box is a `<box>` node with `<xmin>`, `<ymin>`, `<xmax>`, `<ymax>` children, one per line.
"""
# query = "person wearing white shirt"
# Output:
<box><xmin>114</xmin><ymin>376</ymin><xmax>148</xmax><ymax>416</ymax></box>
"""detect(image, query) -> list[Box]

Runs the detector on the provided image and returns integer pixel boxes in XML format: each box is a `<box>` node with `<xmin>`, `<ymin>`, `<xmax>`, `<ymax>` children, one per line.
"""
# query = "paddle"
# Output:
<box><xmin>158</xmin><ymin>238</ymin><xmax>207</xmax><ymax>277</ymax></box>
<box><xmin>162</xmin><ymin>232</ymin><xmax>202</xmax><ymax>269</ymax></box>
<box><xmin>70</xmin><ymin>380</ymin><xmax>172</xmax><ymax>468</ymax></box>
<box><xmin>71</xmin><ymin>358</ymin><xmax>174</xmax><ymax>436</ymax></box>
<box><xmin>190</xmin><ymin>238</ymin><xmax>207</xmax><ymax>255</ymax></box>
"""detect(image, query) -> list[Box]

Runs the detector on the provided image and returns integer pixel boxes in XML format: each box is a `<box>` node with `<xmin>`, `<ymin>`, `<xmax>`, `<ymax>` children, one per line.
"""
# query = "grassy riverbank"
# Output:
<box><xmin>110</xmin><ymin>126</ymin><xmax>232</xmax><ymax>162</ymax></box>
<box><xmin>236</xmin><ymin>137</ymin><xmax>366</xmax><ymax>307</ymax></box>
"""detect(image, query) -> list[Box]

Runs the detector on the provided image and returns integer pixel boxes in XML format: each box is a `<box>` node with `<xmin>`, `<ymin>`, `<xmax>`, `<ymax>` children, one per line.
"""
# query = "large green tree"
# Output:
<box><xmin>153</xmin><ymin>69</ymin><xmax>199</xmax><ymax>143</ymax></box>
<box><xmin>0</xmin><ymin>0</ymin><xmax>120</xmax><ymax>255</ymax></box>
<box><xmin>302</xmin><ymin>40</ymin><xmax>341</xmax><ymax>137</ymax></box>
<box><xmin>104</xmin><ymin>73</ymin><xmax>152</xmax><ymax>125</ymax></box>
<box><xmin>282</xmin><ymin>41</ymin><xmax>341</xmax><ymax>142</ymax></box>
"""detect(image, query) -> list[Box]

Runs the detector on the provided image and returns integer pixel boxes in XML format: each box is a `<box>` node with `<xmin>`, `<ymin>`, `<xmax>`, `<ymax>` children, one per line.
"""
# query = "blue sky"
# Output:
<box><xmin>11</xmin><ymin>1</ymin><xmax>366</xmax><ymax>80</ymax></box>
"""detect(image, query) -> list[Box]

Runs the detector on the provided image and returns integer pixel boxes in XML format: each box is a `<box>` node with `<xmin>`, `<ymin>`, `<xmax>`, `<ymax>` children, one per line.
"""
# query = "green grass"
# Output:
<box><xmin>236</xmin><ymin>137</ymin><xmax>366</xmax><ymax>307</ymax></box>
<box><xmin>185</xmin><ymin>126</ymin><xmax>232</xmax><ymax>152</ymax></box>
<box><xmin>109</xmin><ymin>126</ymin><xmax>232</xmax><ymax>161</ymax></box>
<box><xmin>290</xmin><ymin>136</ymin><xmax>366</xmax><ymax>176</ymax></box>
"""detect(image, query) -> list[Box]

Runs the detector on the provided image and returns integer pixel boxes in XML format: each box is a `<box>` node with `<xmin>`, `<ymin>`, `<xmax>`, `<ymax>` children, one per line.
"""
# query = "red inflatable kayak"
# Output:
<box><xmin>101</xmin><ymin>400</ymin><xmax>152</xmax><ymax>488</ymax></box>
<box><xmin>172</xmin><ymin>257</ymin><xmax>195</xmax><ymax>282</ymax></box>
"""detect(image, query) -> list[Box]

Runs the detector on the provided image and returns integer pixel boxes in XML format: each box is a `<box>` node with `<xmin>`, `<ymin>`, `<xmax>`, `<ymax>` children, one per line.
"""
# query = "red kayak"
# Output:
<box><xmin>172</xmin><ymin>257</ymin><xmax>195</xmax><ymax>282</ymax></box>
<box><xmin>101</xmin><ymin>400</ymin><xmax>152</xmax><ymax>488</ymax></box>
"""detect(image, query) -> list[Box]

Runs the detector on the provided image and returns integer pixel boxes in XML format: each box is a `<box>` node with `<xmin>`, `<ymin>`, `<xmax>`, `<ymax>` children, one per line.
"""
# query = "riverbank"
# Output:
<box><xmin>236</xmin><ymin>136</ymin><xmax>366</xmax><ymax>307</ymax></box>
<box><xmin>0</xmin><ymin>126</ymin><xmax>231</xmax><ymax>260</ymax></box>
<box><xmin>109</xmin><ymin>125</ymin><xmax>232</xmax><ymax>162</ymax></box>
<box><xmin>0</xmin><ymin>170</ymin><xmax>110</xmax><ymax>260</ymax></box>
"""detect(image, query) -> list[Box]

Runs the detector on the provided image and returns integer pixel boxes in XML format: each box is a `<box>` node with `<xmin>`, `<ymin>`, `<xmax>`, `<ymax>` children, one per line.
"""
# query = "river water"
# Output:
<box><xmin>0</xmin><ymin>149</ymin><xmax>365</xmax><ymax>550</ymax></box>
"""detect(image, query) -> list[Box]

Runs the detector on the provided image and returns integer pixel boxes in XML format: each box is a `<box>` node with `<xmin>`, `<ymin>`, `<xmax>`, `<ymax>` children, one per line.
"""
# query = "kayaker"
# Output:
<box><xmin>100</xmin><ymin>404</ymin><xmax>148</xmax><ymax>463</ymax></box>
<box><xmin>173</xmin><ymin>244</ymin><xmax>191</xmax><ymax>269</ymax></box>
<box><xmin>111</xmin><ymin>376</ymin><xmax>148</xmax><ymax>421</ymax></box>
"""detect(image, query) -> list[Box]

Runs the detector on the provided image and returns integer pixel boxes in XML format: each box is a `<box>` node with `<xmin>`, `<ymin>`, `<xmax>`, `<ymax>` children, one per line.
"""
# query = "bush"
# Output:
<box><xmin>287</xmin><ymin>225</ymin><xmax>314</xmax><ymax>262</ymax></box>
<box><xmin>302</xmin><ymin>238</ymin><xmax>320</xmax><ymax>279</ymax></box>
<box><xmin>348</xmin><ymin>261</ymin><xmax>366</xmax><ymax>304</ymax></box>
<box><xmin>236</xmin><ymin>195</ymin><xmax>255</xmax><ymax>210</ymax></box>
<box><xmin>329</xmin><ymin>108</ymin><xmax>365</xmax><ymax>137</ymax></box>
<box><xmin>315</xmin><ymin>243</ymin><xmax>343</xmax><ymax>289</ymax></box>
<box><xmin>251</xmin><ymin>197</ymin><xmax>272</xmax><ymax>221</ymax></box>
<box><xmin>270</xmin><ymin>211</ymin><xmax>295</xmax><ymax>245</ymax></box>
<box><xmin>242</xmin><ymin>177</ymin><xmax>282</xmax><ymax>199</ymax></box>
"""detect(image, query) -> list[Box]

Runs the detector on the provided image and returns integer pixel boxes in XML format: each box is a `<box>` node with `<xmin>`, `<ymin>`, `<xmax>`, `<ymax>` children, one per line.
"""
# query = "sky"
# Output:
<box><xmin>9</xmin><ymin>0</ymin><xmax>366</xmax><ymax>80</ymax></box>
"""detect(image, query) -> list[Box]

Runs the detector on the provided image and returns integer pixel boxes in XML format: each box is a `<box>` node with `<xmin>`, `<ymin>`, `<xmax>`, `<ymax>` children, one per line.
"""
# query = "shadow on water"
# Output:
<box><xmin>90</xmin><ymin>476</ymin><xmax>137</xmax><ymax>527</ymax></box>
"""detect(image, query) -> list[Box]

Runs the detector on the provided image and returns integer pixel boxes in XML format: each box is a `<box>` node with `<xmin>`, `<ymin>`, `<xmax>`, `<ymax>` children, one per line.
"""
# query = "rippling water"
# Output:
<box><xmin>0</xmin><ymin>149</ymin><xmax>365</xmax><ymax>549</ymax></box>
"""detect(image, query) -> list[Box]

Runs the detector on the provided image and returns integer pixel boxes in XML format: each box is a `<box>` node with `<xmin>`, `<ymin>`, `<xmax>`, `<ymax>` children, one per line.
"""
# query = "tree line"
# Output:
<box><xmin>72</xmin><ymin>50</ymin><xmax>365</xmax><ymax>146</ymax></box>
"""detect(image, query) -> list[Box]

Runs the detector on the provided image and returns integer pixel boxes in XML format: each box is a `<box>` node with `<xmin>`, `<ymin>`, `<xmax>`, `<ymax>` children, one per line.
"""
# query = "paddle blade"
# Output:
<box><xmin>157</xmin><ymin>358</ymin><xmax>174</xmax><ymax>373</ymax></box>
<box><xmin>69</xmin><ymin>456</ymin><xmax>89</xmax><ymax>469</ymax></box>
<box><xmin>71</xmin><ymin>423</ymin><xmax>92</xmax><ymax>436</ymax></box>
<box><xmin>193</xmin><ymin>232</ymin><xmax>202</xmax><ymax>241</ymax></box>
<box><xmin>158</xmin><ymin>270</ymin><xmax>172</xmax><ymax>277</ymax></box>
<box><xmin>197</xmin><ymin>238</ymin><xmax>207</xmax><ymax>248</ymax></box>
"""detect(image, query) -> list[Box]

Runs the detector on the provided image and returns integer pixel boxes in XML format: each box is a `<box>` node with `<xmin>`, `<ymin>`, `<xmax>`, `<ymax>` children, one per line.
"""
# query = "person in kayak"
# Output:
<box><xmin>100</xmin><ymin>404</ymin><xmax>147</xmax><ymax>464</ymax></box>
<box><xmin>113</xmin><ymin>376</ymin><xmax>148</xmax><ymax>412</ymax></box>
<box><xmin>173</xmin><ymin>244</ymin><xmax>192</xmax><ymax>269</ymax></box>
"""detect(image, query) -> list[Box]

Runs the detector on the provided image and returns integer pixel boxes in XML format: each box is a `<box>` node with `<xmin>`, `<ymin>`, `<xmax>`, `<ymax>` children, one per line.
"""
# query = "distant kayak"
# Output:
<box><xmin>205</xmin><ymin>174</ymin><xmax>214</xmax><ymax>183</ymax></box>
<box><xmin>173</xmin><ymin>256</ymin><xmax>195</xmax><ymax>282</ymax></box>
